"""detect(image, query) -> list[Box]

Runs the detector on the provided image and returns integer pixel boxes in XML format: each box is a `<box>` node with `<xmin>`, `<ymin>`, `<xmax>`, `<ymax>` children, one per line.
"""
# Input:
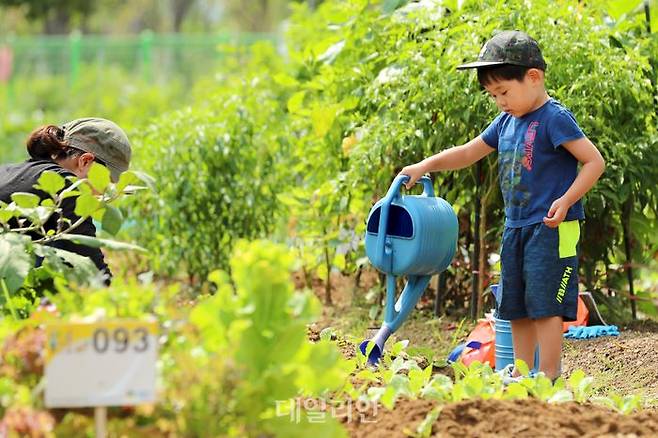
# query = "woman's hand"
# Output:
<box><xmin>398</xmin><ymin>162</ymin><xmax>428</xmax><ymax>189</ymax></box>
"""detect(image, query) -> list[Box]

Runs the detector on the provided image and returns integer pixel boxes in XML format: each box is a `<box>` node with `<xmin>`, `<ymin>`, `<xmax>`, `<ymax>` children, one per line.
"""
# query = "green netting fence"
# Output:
<box><xmin>0</xmin><ymin>32</ymin><xmax>276</xmax><ymax>164</ymax></box>
<box><xmin>0</xmin><ymin>31</ymin><xmax>276</xmax><ymax>87</ymax></box>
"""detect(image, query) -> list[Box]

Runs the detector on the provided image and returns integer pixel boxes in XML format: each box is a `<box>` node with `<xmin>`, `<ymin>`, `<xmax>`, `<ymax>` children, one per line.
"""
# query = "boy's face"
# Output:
<box><xmin>483</xmin><ymin>69</ymin><xmax>544</xmax><ymax>118</ymax></box>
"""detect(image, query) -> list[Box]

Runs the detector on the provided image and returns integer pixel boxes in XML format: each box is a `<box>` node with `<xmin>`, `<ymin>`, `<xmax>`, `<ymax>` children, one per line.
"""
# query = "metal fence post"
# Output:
<box><xmin>2</xmin><ymin>36</ymin><xmax>15</xmax><ymax>109</ymax></box>
<box><xmin>69</xmin><ymin>31</ymin><xmax>81</xmax><ymax>88</ymax></box>
<box><xmin>140</xmin><ymin>30</ymin><xmax>154</xmax><ymax>83</ymax></box>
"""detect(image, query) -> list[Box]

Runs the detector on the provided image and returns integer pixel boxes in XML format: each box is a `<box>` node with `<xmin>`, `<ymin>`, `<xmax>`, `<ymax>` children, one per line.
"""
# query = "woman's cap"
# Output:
<box><xmin>61</xmin><ymin>118</ymin><xmax>132</xmax><ymax>182</ymax></box>
<box><xmin>457</xmin><ymin>30</ymin><xmax>546</xmax><ymax>71</ymax></box>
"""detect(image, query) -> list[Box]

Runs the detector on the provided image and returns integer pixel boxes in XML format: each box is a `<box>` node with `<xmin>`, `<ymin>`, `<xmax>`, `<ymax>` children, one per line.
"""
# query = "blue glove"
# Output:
<box><xmin>564</xmin><ymin>325</ymin><xmax>619</xmax><ymax>339</ymax></box>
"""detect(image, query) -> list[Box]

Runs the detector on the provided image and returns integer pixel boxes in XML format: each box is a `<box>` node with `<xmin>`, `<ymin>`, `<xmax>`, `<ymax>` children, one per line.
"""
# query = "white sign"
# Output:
<box><xmin>45</xmin><ymin>320</ymin><xmax>157</xmax><ymax>408</ymax></box>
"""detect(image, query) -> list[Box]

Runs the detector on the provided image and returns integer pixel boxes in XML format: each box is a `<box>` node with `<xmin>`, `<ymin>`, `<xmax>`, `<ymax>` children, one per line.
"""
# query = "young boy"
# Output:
<box><xmin>399</xmin><ymin>31</ymin><xmax>605</xmax><ymax>381</ymax></box>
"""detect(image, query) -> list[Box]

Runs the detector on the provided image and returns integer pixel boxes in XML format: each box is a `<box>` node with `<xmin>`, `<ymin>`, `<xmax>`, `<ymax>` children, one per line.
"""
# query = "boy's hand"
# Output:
<box><xmin>543</xmin><ymin>196</ymin><xmax>570</xmax><ymax>228</ymax></box>
<box><xmin>398</xmin><ymin>162</ymin><xmax>428</xmax><ymax>189</ymax></box>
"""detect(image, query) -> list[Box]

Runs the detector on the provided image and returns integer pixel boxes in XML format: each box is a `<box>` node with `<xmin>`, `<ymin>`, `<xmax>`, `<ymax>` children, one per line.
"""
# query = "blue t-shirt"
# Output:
<box><xmin>481</xmin><ymin>99</ymin><xmax>585</xmax><ymax>228</ymax></box>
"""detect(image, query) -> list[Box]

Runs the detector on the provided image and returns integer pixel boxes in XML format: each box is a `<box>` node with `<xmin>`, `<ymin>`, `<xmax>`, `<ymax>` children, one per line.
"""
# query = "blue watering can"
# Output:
<box><xmin>360</xmin><ymin>175</ymin><xmax>458</xmax><ymax>364</ymax></box>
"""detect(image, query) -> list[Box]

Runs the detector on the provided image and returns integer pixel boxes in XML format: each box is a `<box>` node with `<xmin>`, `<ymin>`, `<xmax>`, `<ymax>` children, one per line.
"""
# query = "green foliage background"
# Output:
<box><xmin>127</xmin><ymin>0</ymin><xmax>657</xmax><ymax>316</ymax></box>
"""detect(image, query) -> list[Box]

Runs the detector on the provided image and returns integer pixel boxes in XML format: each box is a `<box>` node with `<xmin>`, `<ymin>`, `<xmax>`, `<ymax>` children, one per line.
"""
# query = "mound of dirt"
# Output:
<box><xmin>342</xmin><ymin>398</ymin><xmax>658</xmax><ymax>438</ymax></box>
<box><xmin>563</xmin><ymin>329</ymin><xmax>658</xmax><ymax>398</ymax></box>
<box><xmin>435</xmin><ymin>398</ymin><xmax>658</xmax><ymax>437</ymax></box>
<box><xmin>307</xmin><ymin>323</ymin><xmax>357</xmax><ymax>360</ymax></box>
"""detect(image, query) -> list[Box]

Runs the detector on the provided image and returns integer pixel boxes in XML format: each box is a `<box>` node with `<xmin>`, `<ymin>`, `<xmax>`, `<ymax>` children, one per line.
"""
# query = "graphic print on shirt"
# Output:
<box><xmin>521</xmin><ymin>121</ymin><xmax>539</xmax><ymax>171</ymax></box>
<box><xmin>498</xmin><ymin>121</ymin><xmax>539</xmax><ymax>220</ymax></box>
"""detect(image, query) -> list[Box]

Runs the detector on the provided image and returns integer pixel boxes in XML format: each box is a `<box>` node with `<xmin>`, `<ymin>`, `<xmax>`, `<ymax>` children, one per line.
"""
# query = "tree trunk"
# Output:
<box><xmin>622</xmin><ymin>197</ymin><xmax>636</xmax><ymax>319</ymax></box>
<box><xmin>324</xmin><ymin>242</ymin><xmax>333</xmax><ymax>306</ymax></box>
<box><xmin>44</xmin><ymin>9</ymin><xmax>70</xmax><ymax>34</ymax></box>
<box><xmin>434</xmin><ymin>272</ymin><xmax>446</xmax><ymax>316</ymax></box>
<box><xmin>477</xmin><ymin>198</ymin><xmax>487</xmax><ymax>316</ymax></box>
<box><xmin>470</xmin><ymin>161</ymin><xmax>482</xmax><ymax>320</ymax></box>
<box><xmin>172</xmin><ymin>0</ymin><xmax>195</xmax><ymax>32</ymax></box>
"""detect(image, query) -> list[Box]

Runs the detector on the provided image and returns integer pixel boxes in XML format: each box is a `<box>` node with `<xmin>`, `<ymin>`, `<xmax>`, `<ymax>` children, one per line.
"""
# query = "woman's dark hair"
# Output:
<box><xmin>26</xmin><ymin>125</ymin><xmax>80</xmax><ymax>161</ymax></box>
<box><xmin>477</xmin><ymin>64</ymin><xmax>531</xmax><ymax>87</ymax></box>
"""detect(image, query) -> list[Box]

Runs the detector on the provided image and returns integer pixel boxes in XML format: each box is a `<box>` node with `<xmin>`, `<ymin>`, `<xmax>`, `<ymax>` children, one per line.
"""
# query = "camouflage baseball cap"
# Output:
<box><xmin>457</xmin><ymin>30</ymin><xmax>546</xmax><ymax>70</ymax></box>
<box><xmin>61</xmin><ymin>117</ymin><xmax>132</xmax><ymax>182</ymax></box>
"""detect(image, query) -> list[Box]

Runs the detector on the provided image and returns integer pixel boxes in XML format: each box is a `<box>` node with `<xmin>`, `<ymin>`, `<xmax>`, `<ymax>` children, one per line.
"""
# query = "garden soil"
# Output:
<box><xmin>563</xmin><ymin>320</ymin><xmax>658</xmax><ymax>399</ymax></box>
<box><xmin>341</xmin><ymin>397</ymin><xmax>658</xmax><ymax>438</ymax></box>
<box><xmin>306</xmin><ymin>276</ymin><xmax>658</xmax><ymax>437</ymax></box>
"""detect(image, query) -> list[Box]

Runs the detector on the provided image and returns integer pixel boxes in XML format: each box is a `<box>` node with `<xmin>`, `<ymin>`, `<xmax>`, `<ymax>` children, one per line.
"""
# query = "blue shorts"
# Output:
<box><xmin>498</xmin><ymin>221</ymin><xmax>580</xmax><ymax>322</ymax></box>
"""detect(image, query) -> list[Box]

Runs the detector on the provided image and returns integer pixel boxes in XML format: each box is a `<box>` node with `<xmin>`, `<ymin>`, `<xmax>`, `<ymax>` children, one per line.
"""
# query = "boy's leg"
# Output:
<box><xmin>534</xmin><ymin>316</ymin><xmax>563</xmax><ymax>379</ymax></box>
<box><xmin>524</xmin><ymin>221</ymin><xmax>580</xmax><ymax>380</ymax></box>
<box><xmin>510</xmin><ymin>317</ymin><xmax>537</xmax><ymax>377</ymax></box>
<box><xmin>498</xmin><ymin>226</ymin><xmax>533</xmax><ymax>377</ymax></box>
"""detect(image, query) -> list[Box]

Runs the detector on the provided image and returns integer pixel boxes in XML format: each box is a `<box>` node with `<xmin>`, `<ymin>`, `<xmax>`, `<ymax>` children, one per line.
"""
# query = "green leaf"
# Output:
<box><xmin>272</xmin><ymin>73</ymin><xmax>299</xmax><ymax>87</ymax></box>
<box><xmin>409</xmin><ymin>368</ymin><xmax>428</xmax><ymax>394</ymax></box>
<box><xmin>382</xmin><ymin>0</ymin><xmax>408</xmax><ymax>14</ymax></box>
<box><xmin>74</xmin><ymin>193</ymin><xmax>101</xmax><ymax>218</ymax></box>
<box><xmin>119</xmin><ymin>170</ymin><xmax>155</xmax><ymax>193</ymax></box>
<box><xmin>605</xmin><ymin>0</ymin><xmax>643</xmax><ymax>20</ymax></box>
<box><xmin>0</xmin><ymin>207</ymin><xmax>14</xmax><ymax>224</ymax></box>
<box><xmin>567</xmin><ymin>369</ymin><xmax>592</xmax><ymax>401</ymax></box>
<box><xmin>317</xmin><ymin>40</ymin><xmax>345</xmax><ymax>64</ymax></box>
<box><xmin>11</xmin><ymin>192</ymin><xmax>40</xmax><ymax>208</ymax></box>
<box><xmin>366</xmin><ymin>386</ymin><xmax>386</xmax><ymax>402</ymax></box>
<box><xmin>0</xmin><ymin>233</ymin><xmax>33</xmax><ymax>296</ymax></box>
<box><xmin>515</xmin><ymin>359</ymin><xmax>530</xmax><ymax>377</ymax></box>
<box><xmin>101</xmin><ymin>205</ymin><xmax>124</xmax><ymax>236</ymax></box>
<box><xmin>87</xmin><ymin>163</ymin><xmax>111</xmax><ymax>192</ymax></box>
<box><xmin>36</xmin><ymin>171</ymin><xmax>65</xmax><ymax>197</ymax></box>
<box><xmin>380</xmin><ymin>385</ymin><xmax>398</xmax><ymax>410</ymax></box>
<box><xmin>287</xmin><ymin>91</ymin><xmax>306</xmax><ymax>114</ymax></box>
<box><xmin>416</xmin><ymin>406</ymin><xmax>441</xmax><ymax>438</ymax></box>
<box><xmin>319</xmin><ymin>327</ymin><xmax>336</xmax><ymax>341</ymax></box>
<box><xmin>463</xmin><ymin>375</ymin><xmax>484</xmax><ymax>397</ymax></box>
<box><xmin>35</xmin><ymin>245</ymin><xmax>100</xmax><ymax>284</ymax></box>
<box><xmin>504</xmin><ymin>382</ymin><xmax>528</xmax><ymax>399</ymax></box>
<box><xmin>390</xmin><ymin>339</ymin><xmax>409</xmax><ymax>356</ymax></box>
<box><xmin>365</xmin><ymin>340</ymin><xmax>376</xmax><ymax>359</ymax></box>
<box><xmin>57</xmin><ymin>234</ymin><xmax>145</xmax><ymax>252</ymax></box>
<box><xmin>311</xmin><ymin>106</ymin><xmax>337</xmax><ymax>137</ymax></box>
<box><xmin>548</xmin><ymin>389</ymin><xmax>574</xmax><ymax>404</ymax></box>
<box><xmin>116</xmin><ymin>171</ymin><xmax>138</xmax><ymax>192</ymax></box>
<box><xmin>355</xmin><ymin>369</ymin><xmax>379</xmax><ymax>382</ymax></box>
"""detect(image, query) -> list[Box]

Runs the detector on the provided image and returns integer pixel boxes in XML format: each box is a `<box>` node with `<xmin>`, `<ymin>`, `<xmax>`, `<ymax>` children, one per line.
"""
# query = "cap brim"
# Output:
<box><xmin>456</xmin><ymin>61</ymin><xmax>508</xmax><ymax>70</ymax></box>
<box><xmin>107</xmin><ymin>164</ymin><xmax>125</xmax><ymax>183</ymax></box>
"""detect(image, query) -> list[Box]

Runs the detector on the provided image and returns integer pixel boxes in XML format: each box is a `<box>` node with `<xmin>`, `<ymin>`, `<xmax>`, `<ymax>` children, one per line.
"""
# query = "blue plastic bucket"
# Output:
<box><xmin>494</xmin><ymin>316</ymin><xmax>539</xmax><ymax>372</ymax></box>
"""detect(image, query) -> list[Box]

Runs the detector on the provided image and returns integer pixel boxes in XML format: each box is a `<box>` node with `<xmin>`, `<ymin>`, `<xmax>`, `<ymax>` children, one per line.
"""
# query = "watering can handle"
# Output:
<box><xmin>375</xmin><ymin>175</ymin><xmax>435</xmax><ymax>270</ymax></box>
<box><xmin>386</xmin><ymin>175</ymin><xmax>435</xmax><ymax>200</ymax></box>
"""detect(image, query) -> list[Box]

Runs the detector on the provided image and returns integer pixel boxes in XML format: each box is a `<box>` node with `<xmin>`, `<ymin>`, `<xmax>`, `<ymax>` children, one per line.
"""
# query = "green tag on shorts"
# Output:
<box><xmin>558</xmin><ymin>221</ymin><xmax>580</xmax><ymax>258</ymax></box>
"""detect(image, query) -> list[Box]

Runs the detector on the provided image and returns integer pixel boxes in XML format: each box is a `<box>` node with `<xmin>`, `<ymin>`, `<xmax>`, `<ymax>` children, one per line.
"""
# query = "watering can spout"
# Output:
<box><xmin>362</xmin><ymin>175</ymin><xmax>457</xmax><ymax>365</ymax></box>
<box><xmin>359</xmin><ymin>325</ymin><xmax>392</xmax><ymax>365</ymax></box>
<box><xmin>359</xmin><ymin>274</ymin><xmax>431</xmax><ymax>365</ymax></box>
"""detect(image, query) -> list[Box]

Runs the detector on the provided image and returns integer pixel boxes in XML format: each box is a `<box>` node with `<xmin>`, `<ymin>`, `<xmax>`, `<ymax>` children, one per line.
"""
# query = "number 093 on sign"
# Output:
<box><xmin>45</xmin><ymin>320</ymin><xmax>158</xmax><ymax>408</ymax></box>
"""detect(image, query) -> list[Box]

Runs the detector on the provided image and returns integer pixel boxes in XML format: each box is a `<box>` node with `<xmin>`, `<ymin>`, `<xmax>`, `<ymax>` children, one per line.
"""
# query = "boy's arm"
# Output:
<box><xmin>543</xmin><ymin>137</ymin><xmax>605</xmax><ymax>228</ymax></box>
<box><xmin>399</xmin><ymin>136</ymin><xmax>494</xmax><ymax>189</ymax></box>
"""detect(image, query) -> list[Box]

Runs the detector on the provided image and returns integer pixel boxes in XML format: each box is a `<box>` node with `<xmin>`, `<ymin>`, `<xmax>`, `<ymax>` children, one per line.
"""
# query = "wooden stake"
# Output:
<box><xmin>94</xmin><ymin>406</ymin><xmax>107</xmax><ymax>438</ymax></box>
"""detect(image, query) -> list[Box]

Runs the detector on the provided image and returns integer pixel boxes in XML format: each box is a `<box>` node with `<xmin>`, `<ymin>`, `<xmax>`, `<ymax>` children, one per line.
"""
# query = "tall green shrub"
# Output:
<box><xmin>132</xmin><ymin>44</ymin><xmax>288</xmax><ymax>281</ymax></box>
<box><xmin>285</xmin><ymin>0</ymin><xmax>658</xmax><ymax>314</ymax></box>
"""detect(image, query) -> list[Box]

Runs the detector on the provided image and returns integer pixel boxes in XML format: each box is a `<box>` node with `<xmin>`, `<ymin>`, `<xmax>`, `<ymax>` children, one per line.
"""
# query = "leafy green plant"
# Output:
<box><xmin>283</xmin><ymin>0</ymin><xmax>658</xmax><ymax>316</ymax></box>
<box><xmin>177</xmin><ymin>239</ymin><xmax>350</xmax><ymax>437</ymax></box>
<box><xmin>347</xmin><ymin>339</ymin><xmax>645</xmax><ymax>416</ymax></box>
<box><xmin>415</xmin><ymin>406</ymin><xmax>441</xmax><ymax>438</ymax></box>
<box><xmin>131</xmin><ymin>44</ymin><xmax>288</xmax><ymax>283</ymax></box>
<box><xmin>0</xmin><ymin>164</ymin><xmax>148</xmax><ymax>317</ymax></box>
<box><xmin>568</xmin><ymin>369</ymin><xmax>596</xmax><ymax>403</ymax></box>
<box><xmin>593</xmin><ymin>392</ymin><xmax>644</xmax><ymax>414</ymax></box>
